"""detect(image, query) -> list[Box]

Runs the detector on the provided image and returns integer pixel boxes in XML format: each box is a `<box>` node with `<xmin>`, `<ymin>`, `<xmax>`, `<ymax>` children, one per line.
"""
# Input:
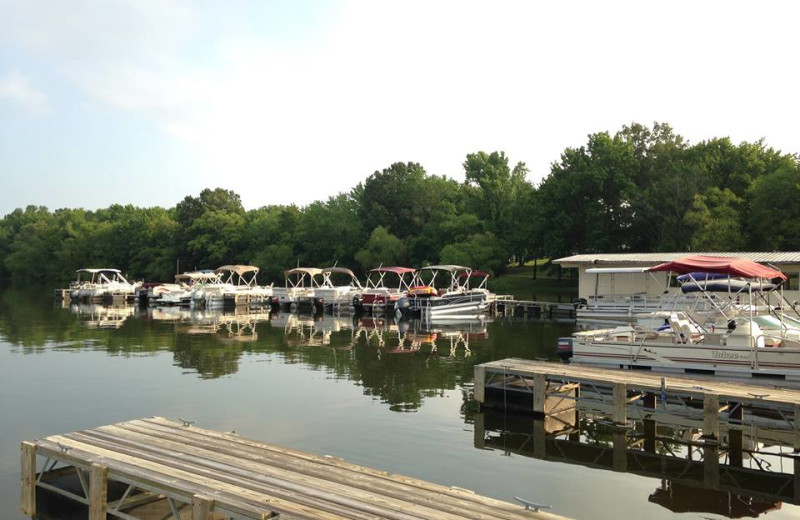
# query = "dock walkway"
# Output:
<box><xmin>475</xmin><ymin>358</ymin><xmax>800</xmax><ymax>444</ymax></box>
<box><xmin>22</xmin><ymin>416</ymin><xmax>567</xmax><ymax>520</ymax></box>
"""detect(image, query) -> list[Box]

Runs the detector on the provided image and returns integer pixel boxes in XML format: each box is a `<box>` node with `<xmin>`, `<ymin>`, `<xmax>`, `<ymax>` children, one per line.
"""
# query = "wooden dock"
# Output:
<box><xmin>474</xmin><ymin>358</ymin><xmax>800</xmax><ymax>445</ymax></box>
<box><xmin>489</xmin><ymin>301</ymin><xmax>575</xmax><ymax>320</ymax></box>
<box><xmin>22</xmin><ymin>416</ymin><xmax>568</xmax><ymax>520</ymax></box>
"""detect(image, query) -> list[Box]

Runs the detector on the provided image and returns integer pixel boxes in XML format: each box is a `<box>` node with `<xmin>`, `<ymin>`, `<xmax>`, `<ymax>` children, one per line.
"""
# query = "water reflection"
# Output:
<box><xmin>0</xmin><ymin>289</ymin><xmax>574</xmax><ymax>412</ymax></box>
<box><xmin>470</xmin><ymin>407</ymin><xmax>798</xmax><ymax>518</ymax></box>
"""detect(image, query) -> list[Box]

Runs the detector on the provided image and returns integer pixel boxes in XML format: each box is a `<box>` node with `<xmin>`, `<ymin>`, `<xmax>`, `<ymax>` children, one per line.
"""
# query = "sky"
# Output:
<box><xmin>0</xmin><ymin>0</ymin><xmax>798</xmax><ymax>215</ymax></box>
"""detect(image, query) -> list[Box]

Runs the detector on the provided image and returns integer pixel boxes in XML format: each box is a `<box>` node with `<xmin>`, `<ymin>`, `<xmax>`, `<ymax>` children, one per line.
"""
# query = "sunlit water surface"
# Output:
<box><xmin>0</xmin><ymin>287</ymin><xmax>797</xmax><ymax>519</ymax></box>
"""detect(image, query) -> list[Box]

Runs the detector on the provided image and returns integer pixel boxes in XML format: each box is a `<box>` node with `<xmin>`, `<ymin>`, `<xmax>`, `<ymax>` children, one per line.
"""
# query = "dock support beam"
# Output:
<box><xmin>794</xmin><ymin>404</ymin><xmax>800</xmax><ymax>451</ymax></box>
<box><xmin>612</xmin><ymin>383</ymin><xmax>627</xmax><ymax>425</ymax></box>
<box><xmin>20</xmin><ymin>441</ymin><xmax>36</xmax><ymax>516</ymax></box>
<box><xmin>703</xmin><ymin>394</ymin><xmax>720</xmax><ymax>439</ymax></box>
<box><xmin>533</xmin><ymin>373</ymin><xmax>547</xmax><ymax>415</ymax></box>
<box><xmin>474</xmin><ymin>366</ymin><xmax>485</xmax><ymax>404</ymax></box>
<box><xmin>192</xmin><ymin>495</ymin><xmax>214</xmax><ymax>519</ymax></box>
<box><xmin>89</xmin><ymin>463</ymin><xmax>108</xmax><ymax>520</ymax></box>
<box><xmin>612</xmin><ymin>432</ymin><xmax>627</xmax><ymax>472</ymax></box>
<box><xmin>643</xmin><ymin>419</ymin><xmax>656</xmax><ymax>454</ymax></box>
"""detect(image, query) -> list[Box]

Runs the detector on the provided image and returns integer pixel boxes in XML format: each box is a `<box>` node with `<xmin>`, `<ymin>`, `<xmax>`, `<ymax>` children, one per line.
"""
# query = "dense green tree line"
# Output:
<box><xmin>1</xmin><ymin>122</ymin><xmax>798</xmax><ymax>284</ymax></box>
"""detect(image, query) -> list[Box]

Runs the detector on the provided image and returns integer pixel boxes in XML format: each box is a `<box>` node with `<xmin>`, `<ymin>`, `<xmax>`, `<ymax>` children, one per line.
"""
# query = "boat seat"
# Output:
<box><xmin>726</xmin><ymin>320</ymin><xmax>765</xmax><ymax>349</ymax></box>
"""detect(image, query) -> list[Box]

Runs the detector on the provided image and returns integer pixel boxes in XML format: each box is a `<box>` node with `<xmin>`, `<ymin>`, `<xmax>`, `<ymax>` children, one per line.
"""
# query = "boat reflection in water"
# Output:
<box><xmin>66</xmin><ymin>303</ymin><xmax>136</xmax><ymax>329</ymax></box>
<box><xmin>73</xmin><ymin>302</ymin><xmax>492</xmax><ymax>356</ymax></box>
<box><xmin>472</xmin><ymin>407</ymin><xmax>794</xmax><ymax>518</ymax></box>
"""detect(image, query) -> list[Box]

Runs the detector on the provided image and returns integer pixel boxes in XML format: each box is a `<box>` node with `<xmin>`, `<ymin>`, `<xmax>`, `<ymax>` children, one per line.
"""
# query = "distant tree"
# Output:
<box><xmin>355</xmin><ymin>226</ymin><xmax>406</xmax><ymax>270</ymax></box>
<box><xmin>684</xmin><ymin>187</ymin><xmax>745</xmax><ymax>251</ymax></box>
<box><xmin>748</xmin><ymin>164</ymin><xmax>800</xmax><ymax>250</ymax></box>
<box><xmin>439</xmin><ymin>232</ymin><xmax>507</xmax><ymax>275</ymax></box>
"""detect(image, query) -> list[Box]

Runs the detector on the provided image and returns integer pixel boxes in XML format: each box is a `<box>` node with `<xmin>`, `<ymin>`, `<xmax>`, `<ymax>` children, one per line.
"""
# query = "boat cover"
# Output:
<box><xmin>676</xmin><ymin>272</ymin><xmax>731</xmax><ymax>282</ymax></box>
<box><xmin>680</xmin><ymin>280</ymin><xmax>777</xmax><ymax>293</ymax></box>
<box><xmin>650</xmin><ymin>255</ymin><xmax>786</xmax><ymax>280</ymax></box>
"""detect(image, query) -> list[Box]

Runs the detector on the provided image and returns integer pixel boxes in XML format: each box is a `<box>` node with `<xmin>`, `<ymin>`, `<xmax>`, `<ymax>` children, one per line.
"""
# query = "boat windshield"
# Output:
<box><xmin>752</xmin><ymin>314</ymin><xmax>800</xmax><ymax>332</ymax></box>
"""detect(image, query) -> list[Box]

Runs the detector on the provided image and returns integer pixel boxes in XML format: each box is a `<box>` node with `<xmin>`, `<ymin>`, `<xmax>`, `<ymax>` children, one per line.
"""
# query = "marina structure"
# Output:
<box><xmin>22</xmin><ymin>417</ymin><xmax>568</xmax><ymax>520</ymax></box>
<box><xmin>555</xmin><ymin>252</ymin><xmax>800</xmax><ymax>324</ymax></box>
<box><xmin>558</xmin><ymin>256</ymin><xmax>800</xmax><ymax>379</ymax></box>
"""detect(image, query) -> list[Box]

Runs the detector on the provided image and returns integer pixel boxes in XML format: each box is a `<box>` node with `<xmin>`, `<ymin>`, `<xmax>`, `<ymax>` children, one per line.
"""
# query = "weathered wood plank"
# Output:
<box><xmin>20</xmin><ymin>441</ymin><xmax>36</xmax><ymax>516</ymax></box>
<box><xmin>478</xmin><ymin>358</ymin><xmax>800</xmax><ymax>406</ymax></box>
<box><xmin>140</xmin><ymin>418</ymin><xmax>533</xmax><ymax>513</ymax></box>
<box><xmin>29</xmin><ymin>417</ymin><xmax>570</xmax><ymax>520</ymax></box>
<box><xmin>703</xmin><ymin>394</ymin><xmax>720</xmax><ymax>439</ymax></box>
<box><xmin>89</xmin><ymin>463</ymin><xmax>108</xmax><ymax>520</ymax></box>
<box><xmin>192</xmin><ymin>494</ymin><xmax>213</xmax><ymax>520</ymax></box>
<box><xmin>474</xmin><ymin>366</ymin><xmax>485</xmax><ymax>403</ymax></box>
<box><xmin>72</xmin><ymin>427</ymin><xmax>516</xmax><ymax>520</ymax></box>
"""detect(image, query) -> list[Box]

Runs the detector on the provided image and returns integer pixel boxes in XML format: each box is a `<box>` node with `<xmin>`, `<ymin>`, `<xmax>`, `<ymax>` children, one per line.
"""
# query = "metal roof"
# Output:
<box><xmin>555</xmin><ymin>252</ymin><xmax>800</xmax><ymax>267</ymax></box>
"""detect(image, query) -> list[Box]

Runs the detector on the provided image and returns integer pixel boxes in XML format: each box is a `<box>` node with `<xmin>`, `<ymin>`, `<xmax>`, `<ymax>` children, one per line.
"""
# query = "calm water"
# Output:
<box><xmin>0</xmin><ymin>287</ymin><xmax>798</xmax><ymax>520</ymax></box>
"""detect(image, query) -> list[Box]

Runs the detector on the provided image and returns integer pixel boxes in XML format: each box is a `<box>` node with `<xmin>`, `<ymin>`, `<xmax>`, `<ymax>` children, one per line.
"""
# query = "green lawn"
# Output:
<box><xmin>488</xmin><ymin>264</ymin><xmax>577</xmax><ymax>302</ymax></box>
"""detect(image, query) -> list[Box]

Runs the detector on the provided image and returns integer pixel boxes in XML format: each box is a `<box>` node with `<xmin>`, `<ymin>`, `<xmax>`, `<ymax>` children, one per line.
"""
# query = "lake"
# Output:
<box><xmin>1</xmin><ymin>287</ymin><xmax>797</xmax><ymax>519</ymax></box>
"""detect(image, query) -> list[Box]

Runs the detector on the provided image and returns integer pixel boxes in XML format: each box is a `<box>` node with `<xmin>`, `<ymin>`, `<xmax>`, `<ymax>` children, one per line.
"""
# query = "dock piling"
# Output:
<box><xmin>89</xmin><ymin>463</ymin><xmax>108</xmax><ymax>520</ymax></box>
<box><xmin>20</xmin><ymin>441</ymin><xmax>36</xmax><ymax>516</ymax></box>
<box><xmin>612</xmin><ymin>383</ymin><xmax>627</xmax><ymax>425</ymax></box>
<box><xmin>703</xmin><ymin>394</ymin><xmax>720</xmax><ymax>439</ymax></box>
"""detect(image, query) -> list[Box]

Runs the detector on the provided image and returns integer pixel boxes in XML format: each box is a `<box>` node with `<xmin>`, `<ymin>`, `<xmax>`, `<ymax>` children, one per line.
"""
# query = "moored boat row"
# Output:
<box><xmin>60</xmin><ymin>263</ymin><xmax>503</xmax><ymax>318</ymax></box>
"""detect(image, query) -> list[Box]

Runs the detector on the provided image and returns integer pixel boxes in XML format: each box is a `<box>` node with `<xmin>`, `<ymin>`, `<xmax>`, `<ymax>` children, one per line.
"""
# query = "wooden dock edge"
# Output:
<box><xmin>22</xmin><ymin>417</ymin><xmax>572</xmax><ymax>520</ymax></box>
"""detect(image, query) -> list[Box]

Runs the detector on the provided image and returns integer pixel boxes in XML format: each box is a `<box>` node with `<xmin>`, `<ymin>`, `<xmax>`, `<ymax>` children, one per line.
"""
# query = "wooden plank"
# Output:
<box><xmin>39</xmin><ymin>437</ymin><xmax>347</xmax><ymax>520</ymax></box>
<box><xmin>612</xmin><ymin>383</ymin><xmax>627</xmax><ymax>425</ymax></box>
<box><xmin>89</xmin><ymin>463</ymin><xmax>108</xmax><ymax>520</ymax></box>
<box><xmin>795</xmin><ymin>404</ymin><xmax>800</xmax><ymax>451</ymax></box>
<box><xmin>192</xmin><ymin>495</ymin><xmax>213</xmax><ymax>520</ymax></box>
<box><xmin>33</xmin><ymin>442</ymin><xmax>272</xmax><ymax>520</ymax></box>
<box><xmin>140</xmin><ymin>418</ymin><xmax>531</xmax><ymax>513</ymax></box>
<box><xmin>66</xmin><ymin>430</ymin><xmax>460</xmax><ymax>520</ymax></box>
<box><xmin>474</xmin><ymin>366</ymin><xmax>485</xmax><ymax>403</ymax></box>
<box><xmin>479</xmin><ymin>359</ymin><xmax>800</xmax><ymax>406</ymax></box>
<box><xmin>703</xmin><ymin>394</ymin><xmax>720</xmax><ymax>439</ymax></box>
<box><xmin>20</xmin><ymin>441</ymin><xmax>36</xmax><ymax>516</ymax></box>
<box><xmin>79</xmin><ymin>425</ymin><xmax>530</xmax><ymax>520</ymax></box>
<box><xmin>127</xmin><ymin>419</ymin><xmax>561</xmax><ymax>519</ymax></box>
<box><xmin>31</xmin><ymin>418</ymin><xmax>571</xmax><ymax>520</ymax></box>
<box><xmin>533</xmin><ymin>373</ymin><xmax>547</xmax><ymax>415</ymax></box>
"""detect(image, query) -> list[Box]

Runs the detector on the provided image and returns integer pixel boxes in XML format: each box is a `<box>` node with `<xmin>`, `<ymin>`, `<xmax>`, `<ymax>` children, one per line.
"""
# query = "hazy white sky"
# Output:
<box><xmin>0</xmin><ymin>0</ymin><xmax>798</xmax><ymax>214</ymax></box>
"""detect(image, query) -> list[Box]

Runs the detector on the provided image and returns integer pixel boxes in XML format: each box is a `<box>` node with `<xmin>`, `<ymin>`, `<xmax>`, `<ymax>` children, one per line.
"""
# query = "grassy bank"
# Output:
<box><xmin>489</xmin><ymin>264</ymin><xmax>577</xmax><ymax>302</ymax></box>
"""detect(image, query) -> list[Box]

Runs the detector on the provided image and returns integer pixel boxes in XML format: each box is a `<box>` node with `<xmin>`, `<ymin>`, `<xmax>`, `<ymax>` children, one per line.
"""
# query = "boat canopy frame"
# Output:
<box><xmin>365</xmin><ymin>267</ymin><xmax>417</xmax><ymax>291</ymax></box>
<box><xmin>214</xmin><ymin>265</ymin><xmax>260</xmax><ymax>287</ymax></box>
<box><xmin>283</xmin><ymin>268</ymin><xmax>323</xmax><ymax>289</ymax></box>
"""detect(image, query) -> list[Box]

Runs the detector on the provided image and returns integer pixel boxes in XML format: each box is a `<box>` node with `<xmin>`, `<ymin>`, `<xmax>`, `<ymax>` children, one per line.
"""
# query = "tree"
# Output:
<box><xmin>748</xmin><ymin>164</ymin><xmax>800</xmax><ymax>250</ymax></box>
<box><xmin>684</xmin><ymin>187</ymin><xmax>745</xmax><ymax>251</ymax></box>
<box><xmin>439</xmin><ymin>232</ymin><xmax>507</xmax><ymax>275</ymax></box>
<box><xmin>355</xmin><ymin>226</ymin><xmax>406</xmax><ymax>270</ymax></box>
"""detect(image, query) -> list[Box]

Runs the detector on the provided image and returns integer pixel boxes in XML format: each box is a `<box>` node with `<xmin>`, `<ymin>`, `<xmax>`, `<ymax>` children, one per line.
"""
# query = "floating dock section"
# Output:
<box><xmin>22</xmin><ymin>416</ymin><xmax>568</xmax><ymax>520</ymax></box>
<box><xmin>475</xmin><ymin>358</ymin><xmax>800</xmax><ymax>444</ymax></box>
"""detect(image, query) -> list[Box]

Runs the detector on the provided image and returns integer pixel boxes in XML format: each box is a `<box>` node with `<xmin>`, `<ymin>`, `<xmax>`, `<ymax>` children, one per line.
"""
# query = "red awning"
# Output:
<box><xmin>650</xmin><ymin>255</ymin><xmax>786</xmax><ymax>280</ymax></box>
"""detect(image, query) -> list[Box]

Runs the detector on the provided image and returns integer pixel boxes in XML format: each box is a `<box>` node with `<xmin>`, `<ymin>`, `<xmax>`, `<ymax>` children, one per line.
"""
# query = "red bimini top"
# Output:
<box><xmin>650</xmin><ymin>255</ymin><xmax>786</xmax><ymax>280</ymax></box>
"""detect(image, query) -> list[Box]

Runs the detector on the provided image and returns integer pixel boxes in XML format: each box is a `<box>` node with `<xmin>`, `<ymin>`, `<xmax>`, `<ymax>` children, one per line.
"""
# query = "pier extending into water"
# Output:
<box><xmin>22</xmin><ymin>416</ymin><xmax>568</xmax><ymax>520</ymax></box>
<box><xmin>475</xmin><ymin>358</ymin><xmax>800</xmax><ymax>445</ymax></box>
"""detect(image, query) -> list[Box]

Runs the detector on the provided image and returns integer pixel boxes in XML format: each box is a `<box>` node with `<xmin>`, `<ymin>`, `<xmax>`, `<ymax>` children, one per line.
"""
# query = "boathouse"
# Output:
<box><xmin>554</xmin><ymin>252</ymin><xmax>800</xmax><ymax>302</ymax></box>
